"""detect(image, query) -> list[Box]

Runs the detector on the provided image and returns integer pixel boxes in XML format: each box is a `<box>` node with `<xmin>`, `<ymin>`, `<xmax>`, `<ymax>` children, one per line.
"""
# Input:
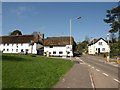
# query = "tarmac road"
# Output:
<box><xmin>79</xmin><ymin>55</ymin><xmax>120</xmax><ymax>89</ymax></box>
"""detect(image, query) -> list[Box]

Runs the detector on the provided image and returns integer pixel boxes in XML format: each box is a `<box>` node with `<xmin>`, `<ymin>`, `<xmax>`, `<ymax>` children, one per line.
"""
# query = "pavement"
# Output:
<box><xmin>53</xmin><ymin>58</ymin><xmax>93</xmax><ymax>88</ymax></box>
<box><xmin>85</xmin><ymin>55</ymin><xmax>119</xmax><ymax>67</ymax></box>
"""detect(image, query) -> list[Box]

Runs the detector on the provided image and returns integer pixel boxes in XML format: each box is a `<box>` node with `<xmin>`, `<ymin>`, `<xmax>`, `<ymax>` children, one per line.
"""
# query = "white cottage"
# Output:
<box><xmin>43</xmin><ymin>36</ymin><xmax>74</xmax><ymax>57</ymax></box>
<box><xmin>88</xmin><ymin>38</ymin><xmax>110</xmax><ymax>54</ymax></box>
<box><xmin>0</xmin><ymin>35</ymin><xmax>43</xmax><ymax>54</ymax></box>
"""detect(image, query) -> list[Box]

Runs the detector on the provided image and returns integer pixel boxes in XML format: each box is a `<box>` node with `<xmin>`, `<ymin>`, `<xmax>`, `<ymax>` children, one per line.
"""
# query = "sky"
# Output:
<box><xmin>2</xmin><ymin>2</ymin><xmax>118</xmax><ymax>42</ymax></box>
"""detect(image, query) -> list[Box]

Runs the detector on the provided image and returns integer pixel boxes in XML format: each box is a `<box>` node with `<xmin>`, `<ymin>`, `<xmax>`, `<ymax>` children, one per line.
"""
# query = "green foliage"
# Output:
<box><xmin>2</xmin><ymin>54</ymin><xmax>74</xmax><ymax>88</ymax></box>
<box><xmin>104</xmin><ymin>3</ymin><xmax>120</xmax><ymax>40</ymax></box>
<box><xmin>110</xmin><ymin>43</ymin><xmax>120</xmax><ymax>57</ymax></box>
<box><xmin>10</xmin><ymin>30</ymin><xmax>22</xmax><ymax>36</ymax></box>
<box><xmin>76</xmin><ymin>40</ymin><xmax>88</xmax><ymax>53</ymax></box>
<box><xmin>104</xmin><ymin>2</ymin><xmax>120</xmax><ymax>57</ymax></box>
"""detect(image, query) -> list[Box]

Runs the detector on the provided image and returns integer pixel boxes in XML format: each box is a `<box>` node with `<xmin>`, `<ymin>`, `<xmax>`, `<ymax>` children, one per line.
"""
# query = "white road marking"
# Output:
<box><xmin>89</xmin><ymin>72</ymin><xmax>95</xmax><ymax>90</ymax></box>
<box><xmin>78</xmin><ymin>58</ymin><xmax>86</xmax><ymax>64</ymax></box>
<box><xmin>96</xmin><ymin>69</ymin><xmax>100</xmax><ymax>72</ymax></box>
<box><xmin>102</xmin><ymin>73</ymin><xmax>109</xmax><ymax>77</ymax></box>
<box><xmin>92</xmin><ymin>67</ymin><xmax>94</xmax><ymax>69</ymax></box>
<box><xmin>79</xmin><ymin>58</ymin><xmax>83</xmax><ymax>62</ymax></box>
<box><xmin>113</xmin><ymin>78</ymin><xmax>120</xmax><ymax>83</ymax></box>
<box><xmin>88</xmin><ymin>65</ymin><xmax>91</xmax><ymax>67</ymax></box>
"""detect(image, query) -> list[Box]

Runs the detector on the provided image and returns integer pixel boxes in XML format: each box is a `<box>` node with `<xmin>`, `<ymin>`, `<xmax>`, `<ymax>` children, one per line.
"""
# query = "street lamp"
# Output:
<box><xmin>70</xmin><ymin>17</ymin><xmax>81</xmax><ymax>60</ymax></box>
<box><xmin>107</xmin><ymin>33</ymin><xmax>110</xmax><ymax>62</ymax></box>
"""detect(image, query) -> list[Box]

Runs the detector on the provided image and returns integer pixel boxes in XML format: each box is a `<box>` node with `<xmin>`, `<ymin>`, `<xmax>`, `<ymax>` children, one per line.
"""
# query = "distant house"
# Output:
<box><xmin>88</xmin><ymin>38</ymin><xmax>110</xmax><ymax>54</ymax></box>
<box><xmin>0</xmin><ymin>35</ymin><xmax>43</xmax><ymax>54</ymax></box>
<box><xmin>43</xmin><ymin>36</ymin><xmax>74</xmax><ymax>57</ymax></box>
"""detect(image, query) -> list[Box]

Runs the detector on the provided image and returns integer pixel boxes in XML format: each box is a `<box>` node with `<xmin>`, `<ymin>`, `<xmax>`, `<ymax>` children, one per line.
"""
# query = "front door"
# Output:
<box><xmin>98</xmin><ymin>48</ymin><xmax>100</xmax><ymax>54</ymax></box>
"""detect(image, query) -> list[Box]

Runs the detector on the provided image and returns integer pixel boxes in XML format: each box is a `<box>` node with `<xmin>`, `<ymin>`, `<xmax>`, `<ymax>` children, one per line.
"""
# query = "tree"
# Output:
<box><xmin>9</xmin><ymin>30</ymin><xmax>22</xmax><ymax>36</ymax></box>
<box><xmin>110</xmin><ymin>33</ymin><xmax>117</xmax><ymax>43</ymax></box>
<box><xmin>76</xmin><ymin>40</ymin><xmax>88</xmax><ymax>54</ymax></box>
<box><xmin>104</xmin><ymin>2</ymin><xmax>120</xmax><ymax>41</ymax></box>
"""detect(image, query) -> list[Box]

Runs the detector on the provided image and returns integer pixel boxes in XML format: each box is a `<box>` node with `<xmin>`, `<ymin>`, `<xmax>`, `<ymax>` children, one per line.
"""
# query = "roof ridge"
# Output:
<box><xmin>0</xmin><ymin>35</ymin><xmax>33</xmax><ymax>37</ymax></box>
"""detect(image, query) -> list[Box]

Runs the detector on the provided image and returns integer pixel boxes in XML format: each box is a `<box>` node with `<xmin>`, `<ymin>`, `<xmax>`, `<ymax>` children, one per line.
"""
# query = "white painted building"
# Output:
<box><xmin>0</xmin><ymin>35</ymin><xmax>43</xmax><ymax>54</ymax></box>
<box><xmin>43</xmin><ymin>37</ymin><xmax>74</xmax><ymax>57</ymax></box>
<box><xmin>88</xmin><ymin>38</ymin><xmax>110</xmax><ymax>54</ymax></box>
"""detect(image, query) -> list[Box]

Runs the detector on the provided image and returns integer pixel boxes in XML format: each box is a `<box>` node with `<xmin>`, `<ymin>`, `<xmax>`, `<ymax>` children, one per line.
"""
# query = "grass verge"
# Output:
<box><xmin>2</xmin><ymin>54</ymin><xmax>74</xmax><ymax>88</ymax></box>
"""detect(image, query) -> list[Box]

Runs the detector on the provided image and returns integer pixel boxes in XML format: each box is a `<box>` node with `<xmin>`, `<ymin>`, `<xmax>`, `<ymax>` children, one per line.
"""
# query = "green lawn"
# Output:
<box><xmin>2</xmin><ymin>54</ymin><xmax>74</xmax><ymax>88</ymax></box>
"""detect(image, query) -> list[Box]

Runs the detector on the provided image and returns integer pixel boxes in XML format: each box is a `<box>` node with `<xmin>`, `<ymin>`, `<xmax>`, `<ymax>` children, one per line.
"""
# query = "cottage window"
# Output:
<box><xmin>12</xmin><ymin>44</ymin><xmax>14</xmax><ymax>46</ymax></box>
<box><xmin>53</xmin><ymin>51</ymin><xmax>56</xmax><ymax>54</ymax></box>
<box><xmin>102</xmin><ymin>48</ymin><xmax>105</xmax><ymax>51</ymax></box>
<box><xmin>3</xmin><ymin>44</ymin><xmax>5</xmax><ymax>46</ymax></box>
<box><xmin>7</xmin><ymin>49</ymin><xmax>9</xmax><ymax>51</ymax></box>
<box><xmin>16</xmin><ymin>44</ymin><xmax>18</xmax><ymax>48</ymax></box>
<box><xmin>59</xmin><ymin>51</ymin><xmax>63</xmax><ymax>54</ymax></box>
<box><xmin>50</xmin><ymin>46</ymin><xmax>53</xmax><ymax>48</ymax></box>
<box><xmin>96</xmin><ymin>48</ymin><xmax>97</xmax><ymax>51</ymax></box>
<box><xmin>98</xmin><ymin>42</ymin><xmax>102</xmax><ymax>45</ymax></box>
<box><xmin>67</xmin><ymin>52</ymin><xmax>70</xmax><ymax>54</ymax></box>
<box><xmin>66</xmin><ymin>46</ymin><xmax>70</xmax><ymax>49</ymax></box>
<box><xmin>21</xmin><ymin>44</ymin><xmax>23</xmax><ymax>46</ymax></box>
<box><xmin>12</xmin><ymin>49</ymin><xmax>13</xmax><ymax>52</ymax></box>
<box><xmin>7</xmin><ymin>44</ymin><xmax>9</xmax><ymax>46</ymax></box>
<box><xmin>16</xmin><ymin>49</ymin><xmax>18</xmax><ymax>52</ymax></box>
<box><xmin>21</xmin><ymin>49</ymin><xmax>24</xmax><ymax>52</ymax></box>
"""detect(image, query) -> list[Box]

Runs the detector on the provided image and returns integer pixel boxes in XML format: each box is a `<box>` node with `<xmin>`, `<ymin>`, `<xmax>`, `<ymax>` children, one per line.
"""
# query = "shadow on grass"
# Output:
<box><xmin>2</xmin><ymin>55</ymin><xmax>31</xmax><ymax>62</ymax></box>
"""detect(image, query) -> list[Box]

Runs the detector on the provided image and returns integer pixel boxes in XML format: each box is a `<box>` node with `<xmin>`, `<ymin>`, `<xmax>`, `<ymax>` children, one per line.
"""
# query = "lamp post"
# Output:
<box><xmin>93</xmin><ymin>38</ymin><xmax>95</xmax><ymax>55</ymax></box>
<box><xmin>70</xmin><ymin>17</ymin><xmax>81</xmax><ymax>60</ymax></box>
<box><xmin>107</xmin><ymin>33</ymin><xmax>110</xmax><ymax>62</ymax></box>
<box><xmin>70</xmin><ymin>18</ymin><xmax>72</xmax><ymax>60</ymax></box>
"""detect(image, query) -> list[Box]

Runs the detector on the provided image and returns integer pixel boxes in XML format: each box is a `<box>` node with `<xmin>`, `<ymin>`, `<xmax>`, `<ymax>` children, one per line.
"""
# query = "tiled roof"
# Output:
<box><xmin>0</xmin><ymin>35</ymin><xmax>34</xmax><ymax>44</ymax></box>
<box><xmin>43</xmin><ymin>36</ymin><xmax>74</xmax><ymax>46</ymax></box>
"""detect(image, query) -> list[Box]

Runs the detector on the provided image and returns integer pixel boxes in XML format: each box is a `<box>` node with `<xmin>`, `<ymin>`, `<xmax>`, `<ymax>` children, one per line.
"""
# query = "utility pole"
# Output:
<box><xmin>107</xmin><ymin>34</ymin><xmax>110</xmax><ymax>62</ymax></box>
<box><xmin>69</xmin><ymin>17</ymin><xmax>81</xmax><ymax>60</ymax></box>
<box><xmin>70</xmin><ymin>18</ymin><xmax>72</xmax><ymax>60</ymax></box>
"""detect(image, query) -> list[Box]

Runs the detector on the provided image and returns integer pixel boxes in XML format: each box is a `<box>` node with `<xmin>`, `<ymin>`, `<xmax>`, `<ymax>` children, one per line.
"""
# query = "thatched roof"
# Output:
<box><xmin>0</xmin><ymin>35</ymin><xmax>34</xmax><ymax>44</ymax></box>
<box><xmin>43</xmin><ymin>36</ymin><xmax>74</xmax><ymax>46</ymax></box>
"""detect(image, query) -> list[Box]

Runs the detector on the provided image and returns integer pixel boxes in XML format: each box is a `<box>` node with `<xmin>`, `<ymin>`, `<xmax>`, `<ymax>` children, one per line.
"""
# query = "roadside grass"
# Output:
<box><xmin>2</xmin><ymin>54</ymin><xmax>74</xmax><ymax>88</ymax></box>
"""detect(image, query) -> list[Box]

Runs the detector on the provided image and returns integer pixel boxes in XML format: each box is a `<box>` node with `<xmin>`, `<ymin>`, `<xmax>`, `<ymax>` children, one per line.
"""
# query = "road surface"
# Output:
<box><xmin>79</xmin><ymin>55</ymin><xmax>120</xmax><ymax>89</ymax></box>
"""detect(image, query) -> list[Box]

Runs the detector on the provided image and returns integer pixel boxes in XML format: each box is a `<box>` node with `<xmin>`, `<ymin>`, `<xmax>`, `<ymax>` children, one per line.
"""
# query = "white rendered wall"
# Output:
<box><xmin>44</xmin><ymin>45</ymin><xmax>73</xmax><ymax>56</ymax></box>
<box><xmin>0</xmin><ymin>43</ymin><xmax>37</xmax><ymax>54</ymax></box>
